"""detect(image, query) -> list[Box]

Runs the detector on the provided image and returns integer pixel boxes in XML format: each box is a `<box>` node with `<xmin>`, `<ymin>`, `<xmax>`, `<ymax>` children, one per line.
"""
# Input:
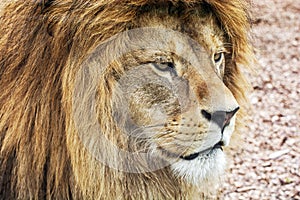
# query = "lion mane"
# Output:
<box><xmin>0</xmin><ymin>0</ymin><xmax>253</xmax><ymax>199</ymax></box>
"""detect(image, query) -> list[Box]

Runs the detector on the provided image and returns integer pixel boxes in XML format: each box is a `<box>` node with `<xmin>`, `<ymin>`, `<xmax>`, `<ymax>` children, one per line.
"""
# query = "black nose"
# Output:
<box><xmin>201</xmin><ymin>107</ymin><xmax>239</xmax><ymax>130</ymax></box>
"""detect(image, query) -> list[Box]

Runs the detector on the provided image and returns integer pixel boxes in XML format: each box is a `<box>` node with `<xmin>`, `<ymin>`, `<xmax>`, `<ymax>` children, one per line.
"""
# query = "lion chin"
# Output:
<box><xmin>171</xmin><ymin>148</ymin><xmax>226</xmax><ymax>185</ymax></box>
<box><xmin>0</xmin><ymin>0</ymin><xmax>254</xmax><ymax>199</ymax></box>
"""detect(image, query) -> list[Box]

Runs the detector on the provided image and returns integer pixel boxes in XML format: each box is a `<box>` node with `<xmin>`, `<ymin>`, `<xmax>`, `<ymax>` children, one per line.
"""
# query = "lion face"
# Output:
<box><xmin>98</xmin><ymin>11</ymin><xmax>240</xmax><ymax>184</ymax></box>
<box><xmin>70</xmin><ymin>6</ymin><xmax>242</xmax><ymax>190</ymax></box>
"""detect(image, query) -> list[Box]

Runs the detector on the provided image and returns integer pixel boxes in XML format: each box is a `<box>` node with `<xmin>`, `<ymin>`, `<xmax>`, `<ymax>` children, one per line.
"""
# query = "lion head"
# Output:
<box><xmin>0</xmin><ymin>0</ymin><xmax>253</xmax><ymax>199</ymax></box>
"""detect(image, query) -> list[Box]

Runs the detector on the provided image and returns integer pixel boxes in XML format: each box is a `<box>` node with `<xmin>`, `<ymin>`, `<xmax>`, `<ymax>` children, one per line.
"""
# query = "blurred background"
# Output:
<box><xmin>220</xmin><ymin>0</ymin><xmax>300</xmax><ymax>199</ymax></box>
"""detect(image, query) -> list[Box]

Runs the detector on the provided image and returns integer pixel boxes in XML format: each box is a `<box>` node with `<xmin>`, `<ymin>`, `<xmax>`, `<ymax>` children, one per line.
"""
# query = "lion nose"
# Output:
<box><xmin>201</xmin><ymin>107</ymin><xmax>239</xmax><ymax>130</ymax></box>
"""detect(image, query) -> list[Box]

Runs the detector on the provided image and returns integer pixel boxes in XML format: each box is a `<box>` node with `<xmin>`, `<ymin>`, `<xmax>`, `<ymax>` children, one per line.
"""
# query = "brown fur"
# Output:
<box><xmin>0</xmin><ymin>0</ymin><xmax>254</xmax><ymax>199</ymax></box>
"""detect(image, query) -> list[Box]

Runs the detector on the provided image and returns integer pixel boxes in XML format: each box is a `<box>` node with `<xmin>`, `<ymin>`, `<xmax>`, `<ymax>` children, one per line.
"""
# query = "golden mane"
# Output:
<box><xmin>0</xmin><ymin>0</ymin><xmax>253</xmax><ymax>199</ymax></box>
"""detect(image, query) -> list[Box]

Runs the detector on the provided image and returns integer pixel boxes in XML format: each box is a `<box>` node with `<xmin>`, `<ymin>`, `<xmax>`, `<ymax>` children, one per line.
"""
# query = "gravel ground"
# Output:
<box><xmin>220</xmin><ymin>0</ymin><xmax>300</xmax><ymax>199</ymax></box>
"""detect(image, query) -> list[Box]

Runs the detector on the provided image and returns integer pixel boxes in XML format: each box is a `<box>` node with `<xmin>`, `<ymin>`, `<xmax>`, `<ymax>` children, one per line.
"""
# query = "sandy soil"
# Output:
<box><xmin>220</xmin><ymin>0</ymin><xmax>300</xmax><ymax>199</ymax></box>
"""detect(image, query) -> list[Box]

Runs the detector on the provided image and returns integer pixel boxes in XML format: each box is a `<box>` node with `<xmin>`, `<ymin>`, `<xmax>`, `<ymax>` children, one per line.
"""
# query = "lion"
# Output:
<box><xmin>0</xmin><ymin>0</ymin><xmax>254</xmax><ymax>199</ymax></box>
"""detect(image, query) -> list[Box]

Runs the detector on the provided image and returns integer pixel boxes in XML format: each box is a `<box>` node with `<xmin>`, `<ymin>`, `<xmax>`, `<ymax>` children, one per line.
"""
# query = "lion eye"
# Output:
<box><xmin>153</xmin><ymin>62</ymin><xmax>175</xmax><ymax>72</ymax></box>
<box><xmin>213</xmin><ymin>52</ymin><xmax>223</xmax><ymax>63</ymax></box>
<box><xmin>213</xmin><ymin>52</ymin><xmax>225</xmax><ymax>78</ymax></box>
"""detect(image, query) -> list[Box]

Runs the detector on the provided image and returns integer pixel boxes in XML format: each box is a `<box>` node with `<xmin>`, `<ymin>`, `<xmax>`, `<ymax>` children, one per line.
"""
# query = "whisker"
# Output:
<box><xmin>128</xmin><ymin>123</ymin><xmax>165</xmax><ymax>139</ymax></box>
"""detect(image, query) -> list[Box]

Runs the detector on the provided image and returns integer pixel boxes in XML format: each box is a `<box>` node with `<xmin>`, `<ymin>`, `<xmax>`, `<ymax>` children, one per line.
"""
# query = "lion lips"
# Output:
<box><xmin>180</xmin><ymin>141</ymin><xmax>224</xmax><ymax>161</ymax></box>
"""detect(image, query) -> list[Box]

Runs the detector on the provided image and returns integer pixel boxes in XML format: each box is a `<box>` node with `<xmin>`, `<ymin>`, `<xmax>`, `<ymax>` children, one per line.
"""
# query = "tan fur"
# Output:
<box><xmin>0</xmin><ymin>1</ymin><xmax>254</xmax><ymax>199</ymax></box>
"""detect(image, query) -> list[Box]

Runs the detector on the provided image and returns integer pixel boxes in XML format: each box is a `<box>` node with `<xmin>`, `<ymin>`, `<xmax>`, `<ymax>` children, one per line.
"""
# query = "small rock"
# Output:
<box><xmin>268</xmin><ymin>149</ymin><xmax>290</xmax><ymax>160</ymax></box>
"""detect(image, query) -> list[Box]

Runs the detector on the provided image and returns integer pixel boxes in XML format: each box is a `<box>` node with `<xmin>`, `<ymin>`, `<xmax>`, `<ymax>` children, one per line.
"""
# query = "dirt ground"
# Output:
<box><xmin>219</xmin><ymin>0</ymin><xmax>300</xmax><ymax>199</ymax></box>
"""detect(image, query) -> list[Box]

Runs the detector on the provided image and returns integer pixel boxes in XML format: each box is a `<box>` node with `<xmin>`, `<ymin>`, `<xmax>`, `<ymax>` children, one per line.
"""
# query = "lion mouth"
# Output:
<box><xmin>179</xmin><ymin>141</ymin><xmax>224</xmax><ymax>161</ymax></box>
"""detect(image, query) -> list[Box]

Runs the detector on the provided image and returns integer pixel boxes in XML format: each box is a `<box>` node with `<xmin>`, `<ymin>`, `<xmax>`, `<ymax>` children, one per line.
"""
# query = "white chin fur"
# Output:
<box><xmin>171</xmin><ymin>149</ymin><xmax>226</xmax><ymax>186</ymax></box>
